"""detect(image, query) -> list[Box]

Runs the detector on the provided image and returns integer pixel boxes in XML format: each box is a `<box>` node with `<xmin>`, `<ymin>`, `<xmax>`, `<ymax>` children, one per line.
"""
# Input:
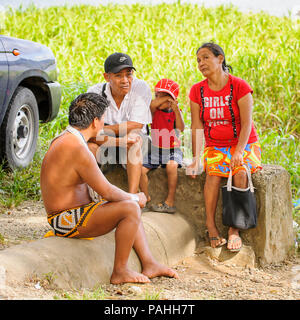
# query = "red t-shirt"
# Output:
<box><xmin>189</xmin><ymin>74</ymin><xmax>258</xmax><ymax>147</ymax></box>
<box><xmin>151</xmin><ymin>109</ymin><xmax>181</xmax><ymax>149</ymax></box>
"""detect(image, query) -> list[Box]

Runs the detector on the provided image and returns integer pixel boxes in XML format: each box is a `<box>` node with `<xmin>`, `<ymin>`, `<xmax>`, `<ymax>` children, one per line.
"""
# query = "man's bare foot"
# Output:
<box><xmin>142</xmin><ymin>261</ymin><xmax>179</xmax><ymax>279</ymax></box>
<box><xmin>110</xmin><ymin>268</ymin><xmax>151</xmax><ymax>284</ymax></box>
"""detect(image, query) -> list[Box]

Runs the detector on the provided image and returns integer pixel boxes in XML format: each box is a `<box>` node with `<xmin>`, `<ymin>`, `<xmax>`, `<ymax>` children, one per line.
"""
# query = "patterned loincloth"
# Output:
<box><xmin>46</xmin><ymin>199</ymin><xmax>107</xmax><ymax>238</ymax></box>
<box><xmin>203</xmin><ymin>141</ymin><xmax>262</xmax><ymax>177</ymax></box>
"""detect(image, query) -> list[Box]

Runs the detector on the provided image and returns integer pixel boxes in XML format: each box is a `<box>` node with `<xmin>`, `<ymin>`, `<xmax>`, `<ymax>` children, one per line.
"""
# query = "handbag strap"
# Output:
<box><xmin>226</xmin><ymin>164</ymin><xmax>255</xmax><ymax>192</ymax></box>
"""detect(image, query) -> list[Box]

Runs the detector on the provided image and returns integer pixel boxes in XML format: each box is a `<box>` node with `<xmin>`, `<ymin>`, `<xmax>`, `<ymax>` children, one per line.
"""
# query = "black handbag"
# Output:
<box><xmin>222</xmin><ymin>164</ymin><xmax>257</xmax><ymax>230</ymax></box>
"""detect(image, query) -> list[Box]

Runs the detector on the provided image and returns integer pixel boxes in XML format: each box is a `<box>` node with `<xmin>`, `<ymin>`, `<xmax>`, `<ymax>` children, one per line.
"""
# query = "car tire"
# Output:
<box><xmin>0</xmin><ymin>86</ymin><xmax>39</xmax><ymax>168</ymax></box>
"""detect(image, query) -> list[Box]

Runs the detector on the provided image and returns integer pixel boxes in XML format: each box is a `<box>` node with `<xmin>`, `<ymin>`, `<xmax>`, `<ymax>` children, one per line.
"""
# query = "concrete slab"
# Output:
<box><xmin>0</xmin><ymin>211</ymin><xmax>196</xmax><ymax>289</ymax></box>
<box><xmin>106</xmin><ymin>164</ymin><xmax>295</xmax><ymax>266</ymax></box>
<box><xmin>0</xmin><ymin>164</ymin><xmax>294</xmax><ymax>290</ymax></box>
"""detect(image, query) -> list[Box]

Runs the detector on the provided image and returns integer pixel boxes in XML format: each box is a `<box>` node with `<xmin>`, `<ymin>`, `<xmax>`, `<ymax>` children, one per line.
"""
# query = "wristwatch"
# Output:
<box><xmin>130</xmin><ymin>193</ymin><xmax>139</xmax><ymax>202</ymax></box>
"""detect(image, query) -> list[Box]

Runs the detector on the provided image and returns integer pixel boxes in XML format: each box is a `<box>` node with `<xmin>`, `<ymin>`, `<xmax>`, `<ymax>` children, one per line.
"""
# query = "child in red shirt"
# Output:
<box><xmin>139</xmin><ymin>79</ymin><xmax>185</xmax><ymax>213</ymax></box>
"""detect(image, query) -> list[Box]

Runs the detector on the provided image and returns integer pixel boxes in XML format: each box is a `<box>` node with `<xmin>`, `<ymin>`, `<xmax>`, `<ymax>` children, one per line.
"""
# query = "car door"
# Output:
<box><xmin>0</xmin><ymin>37</ymin><xmax>9</xmax><ymax>122</ymax></box>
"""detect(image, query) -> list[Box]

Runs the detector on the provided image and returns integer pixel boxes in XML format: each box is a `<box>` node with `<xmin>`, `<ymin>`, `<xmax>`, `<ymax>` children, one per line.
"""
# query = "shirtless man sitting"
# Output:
<box><xmin>40</xmin><ymin>92</ymin><xmax>178</xmax><ymax>284</ymax></box>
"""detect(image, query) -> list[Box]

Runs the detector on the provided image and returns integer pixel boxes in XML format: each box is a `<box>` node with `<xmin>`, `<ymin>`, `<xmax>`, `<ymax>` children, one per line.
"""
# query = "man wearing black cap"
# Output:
<box><xmin>87</xmin><ymin>53</ymin><xmax>152</xmax><ymax>194</ymax></box>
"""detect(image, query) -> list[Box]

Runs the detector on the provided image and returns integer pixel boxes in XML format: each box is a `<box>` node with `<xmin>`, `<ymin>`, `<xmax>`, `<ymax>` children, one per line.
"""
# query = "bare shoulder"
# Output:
<box><xmin>51</xmin><ymin>132</ymin><xmax>81</xmax><ymax>151</ymax></box>
<box><xmin>46</xmin><ymin>133</ymin><xmax>90</xmax><ymax>164</ymax></box>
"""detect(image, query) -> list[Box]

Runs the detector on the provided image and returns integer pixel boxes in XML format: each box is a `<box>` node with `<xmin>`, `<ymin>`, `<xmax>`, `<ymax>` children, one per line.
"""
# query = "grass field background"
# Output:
<box><xmin>0</xmin><ymin>4</ymin><xmax>299</xmax><ymax>219</ymax></box>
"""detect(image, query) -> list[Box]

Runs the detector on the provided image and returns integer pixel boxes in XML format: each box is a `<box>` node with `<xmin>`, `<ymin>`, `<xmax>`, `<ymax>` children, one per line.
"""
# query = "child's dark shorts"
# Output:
<box><xmin>143</xmin><ymin>145</ymin><xmax>183</xmax><ymax>169</ymax></box>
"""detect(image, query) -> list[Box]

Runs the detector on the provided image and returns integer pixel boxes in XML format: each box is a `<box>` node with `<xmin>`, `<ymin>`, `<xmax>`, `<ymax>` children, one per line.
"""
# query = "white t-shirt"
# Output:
<box><xmin>88</xmin><ymin>77</ymin><xmax>152</xmax><ymax>135</ymax></box>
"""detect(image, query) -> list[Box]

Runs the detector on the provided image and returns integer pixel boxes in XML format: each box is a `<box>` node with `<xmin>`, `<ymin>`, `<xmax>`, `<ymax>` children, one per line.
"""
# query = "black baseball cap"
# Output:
<box><xmin>104</xmin><ymin>52</ymin><xmax>136</xmax><ymax>73</ymax></box>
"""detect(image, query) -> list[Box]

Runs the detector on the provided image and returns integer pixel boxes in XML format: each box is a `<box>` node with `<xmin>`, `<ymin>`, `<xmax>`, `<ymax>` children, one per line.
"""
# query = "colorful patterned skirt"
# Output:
<box><xmin>203</xmin><ymin>141</ymin><xmax>262</xmax><ymax>177</ymax></box>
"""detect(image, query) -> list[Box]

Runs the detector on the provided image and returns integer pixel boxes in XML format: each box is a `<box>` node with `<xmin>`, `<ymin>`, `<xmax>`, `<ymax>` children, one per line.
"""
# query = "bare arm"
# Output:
<box><xmin>78</xmin><ymin>145</ymin><xmax>147</xmax><ymax>206</ymax></box>
<box><xmin>170</xmin><ymin>99</ymin><xmax>185</xmax><ymax>132</ymax></box>
<box><xmin>89</xmin><ymin>132</ymin><xmax>140</xmax><ymax>148</ymax></box>
<box><xmin>230</xmin><ymin>93</ymin><xmax>253</xmax><ymax>169</ymax></box>
<box><xmin>190</xmin><ymin>100</ymin><xmax>204</xmax><ymax>161</ymax></box>
<box><xmin>89</xmin><ymin>135</ymin><xmax>121</xmax><ymax>147</ymax></box>
<box><xmin>75</xmin><ymin>147</ymin><xmax>134</xmax><ymax>202</ymax></box>
<box><xmin>150</xmin><ymin>96</ymin><xmax>170</xmax><ymax>114</ymax></box>
<box><xmin>103</xmin><ymin>121</ymin><xmax>143</xmax><ymax>137</ymax></box>
<box><xmin>187</xmin><ymin>100</ymin><xmax>204</xmax><ymax>178</ymax></box>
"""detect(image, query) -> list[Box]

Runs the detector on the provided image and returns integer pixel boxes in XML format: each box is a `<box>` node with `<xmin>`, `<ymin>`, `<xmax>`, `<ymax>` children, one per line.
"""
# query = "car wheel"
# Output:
<box><xmin>0</xmin><ymin>86</ymin><xmax>39</xmax><ymax>168</ymax></box>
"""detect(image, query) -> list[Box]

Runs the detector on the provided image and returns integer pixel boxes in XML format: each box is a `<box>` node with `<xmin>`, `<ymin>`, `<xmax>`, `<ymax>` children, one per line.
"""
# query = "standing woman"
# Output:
<box><xmin>187</xmin><ymin>42</ymin><xmax>262</xmax><ymax>252</ymax></box>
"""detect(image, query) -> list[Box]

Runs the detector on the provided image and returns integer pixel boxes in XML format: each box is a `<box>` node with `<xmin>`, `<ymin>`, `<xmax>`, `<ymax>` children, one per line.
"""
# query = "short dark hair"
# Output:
<box><xmin>196</xmin><ymin>42</ymin><xmax>233</xmax><ymax>73</ymax></box>
<box><xmin>68</xmin><ymin>93</ymin><xmax>108</xmax><ymax>129</ymax></box>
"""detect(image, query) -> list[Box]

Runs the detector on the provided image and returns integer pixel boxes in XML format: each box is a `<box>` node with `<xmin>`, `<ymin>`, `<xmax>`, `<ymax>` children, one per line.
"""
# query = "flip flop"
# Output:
<box><xmin>151</xmin><ymin>202</ymin><xmax>176</xmax><ymax>214</ymax></box>
<box><xmin>206</xmin><ymin>230</ymin><xmax>227</xmax><ymax>248</ymax></box>
<box><xmin>227</xmin><ymin>236</ymin><xmax>242</xmax><ymax>252</ymax></box>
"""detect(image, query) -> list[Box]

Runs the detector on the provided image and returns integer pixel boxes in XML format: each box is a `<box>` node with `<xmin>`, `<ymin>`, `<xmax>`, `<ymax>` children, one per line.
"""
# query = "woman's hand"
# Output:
<box><xmin>230</xmin><ymin>149</ymin><xmax>244</xmax><ymax>170</ymax></box>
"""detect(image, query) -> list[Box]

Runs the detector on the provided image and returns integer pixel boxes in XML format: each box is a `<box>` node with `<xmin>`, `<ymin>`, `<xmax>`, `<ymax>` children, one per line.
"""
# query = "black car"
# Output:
<box><xmin>0</xmin><ymin>35</ymin><xmax>61</xmax><ymax>168</ymax></box>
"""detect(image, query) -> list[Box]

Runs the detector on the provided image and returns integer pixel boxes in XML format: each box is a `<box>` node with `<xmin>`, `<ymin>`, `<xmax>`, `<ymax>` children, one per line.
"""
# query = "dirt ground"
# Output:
<box><xmin>0</xmin><ymin>200</ymin><xmax>299</xmax><ymax>300</ymax></box>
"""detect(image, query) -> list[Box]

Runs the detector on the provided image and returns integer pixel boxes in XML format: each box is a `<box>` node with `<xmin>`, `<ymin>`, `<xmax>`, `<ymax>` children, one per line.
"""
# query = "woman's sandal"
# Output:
<box><xmin>206</xmin><ymin>230</ymin><xmax>227</xmax><ymax>248</ymax></box>
<box><xmin>227</xmin><ymin>236</ymin><xmax>242</xmax><ymax>252</ymax></box>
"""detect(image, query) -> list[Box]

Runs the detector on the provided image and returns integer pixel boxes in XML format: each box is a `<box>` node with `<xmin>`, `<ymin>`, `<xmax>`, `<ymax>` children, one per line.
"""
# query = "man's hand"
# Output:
<box><xmin>137</xmin><ymin>192</ymin><xmax>147</xmax><ymax>208</ymax></box>
<box><xmin>119</xmin><ymin>133</ymin><xmax>141</xmax><ymax>148</ymax></box>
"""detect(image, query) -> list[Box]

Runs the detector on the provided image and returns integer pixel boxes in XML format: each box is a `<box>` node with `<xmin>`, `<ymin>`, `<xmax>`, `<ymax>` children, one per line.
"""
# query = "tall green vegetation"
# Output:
<box><xmin>0</xmin><ymin>4</ymin><xmax>299</xmax><ymax>212</ymax></box>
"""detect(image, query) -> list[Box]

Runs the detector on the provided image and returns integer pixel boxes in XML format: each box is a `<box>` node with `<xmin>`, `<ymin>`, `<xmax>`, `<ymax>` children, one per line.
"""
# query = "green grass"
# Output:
<box><xmin>0</xmin><ymin>159</ymin><xmax>41</xmax><ymax>208</ymax></box>
<box><xmin>0</xmin><ymin>4</ymin><xmax>299</xmax><ymax>216</ymax></box>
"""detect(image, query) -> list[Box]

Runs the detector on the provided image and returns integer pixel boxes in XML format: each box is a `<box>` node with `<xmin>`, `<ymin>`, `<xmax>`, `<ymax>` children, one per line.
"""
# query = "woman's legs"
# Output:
<box><xmin>204</xmin><ymin>172</ymin><xmax>226</xmax><ymax>247</ymax></box>
<box><xmin>227</xmin><ymin>169</ymin><xmax>248</xmax><ymax>251</ymax></box>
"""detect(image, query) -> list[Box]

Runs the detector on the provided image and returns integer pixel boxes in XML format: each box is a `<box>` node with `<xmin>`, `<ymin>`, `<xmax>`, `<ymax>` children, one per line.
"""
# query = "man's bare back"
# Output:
<box><xmin>41</xmin><ymin>132</ymin><xmax>93</xmax><ymax>214</ymax></box>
